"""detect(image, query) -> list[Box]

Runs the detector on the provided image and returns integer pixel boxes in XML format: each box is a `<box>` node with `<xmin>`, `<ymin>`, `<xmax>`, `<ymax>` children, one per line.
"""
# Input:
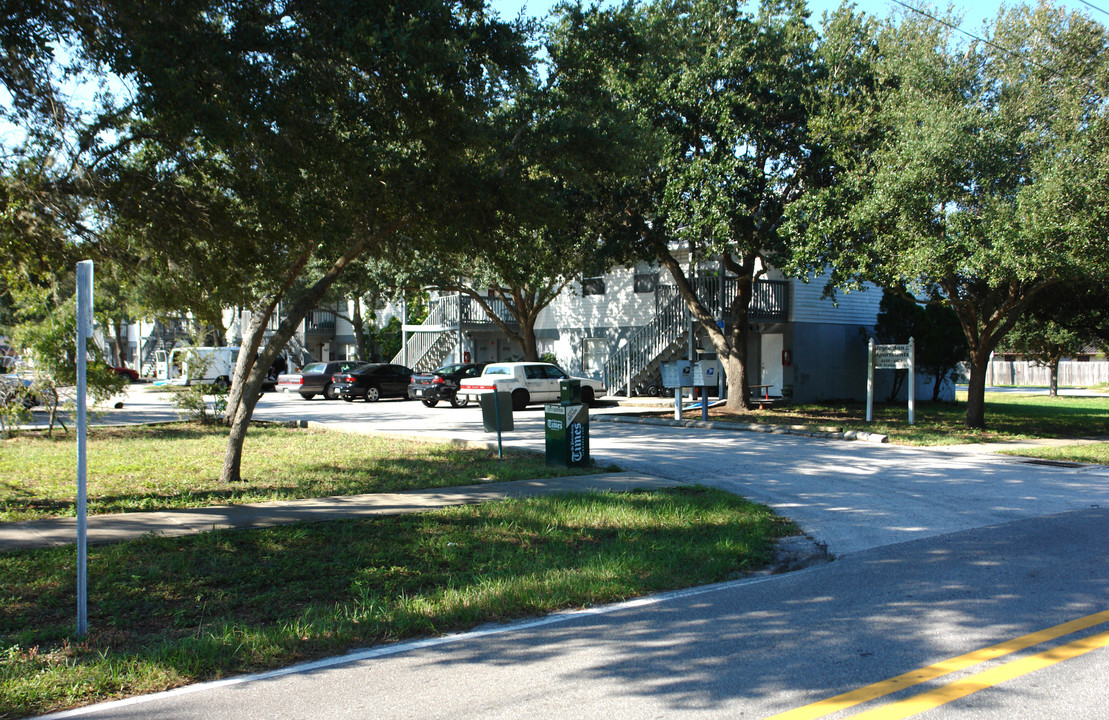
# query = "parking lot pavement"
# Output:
<box><xmin>16</xmin><ymin>383</ymin><xmax>186</xmax><ymax>429</ymax></box>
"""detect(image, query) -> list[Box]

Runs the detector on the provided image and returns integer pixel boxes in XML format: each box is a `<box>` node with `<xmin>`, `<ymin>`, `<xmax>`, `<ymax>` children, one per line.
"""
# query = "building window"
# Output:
<box><xmin>582</xmin><ymin>338</ymin><xmax>607</xmax><ymax>375</ymax></box>
<box><xmin>581</xmin><ymin>276</ymin><xmax>606</xmax><ymax>296</ymax></box>
<box><xmin>633</xmin><ymin>271</ymin><xmax>658</xmax><ymax>294</ymax></box>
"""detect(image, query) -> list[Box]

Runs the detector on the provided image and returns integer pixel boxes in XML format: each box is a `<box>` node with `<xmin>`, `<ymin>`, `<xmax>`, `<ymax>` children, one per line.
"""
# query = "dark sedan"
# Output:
<box><xmin>333</xmin><ymin>363</ymin><xmax>415</xmax><ymax>402</ymax></box>
<box><xmin>408</xmin><ymin>362</ymin><xmax>487</xmax><ymax>407</ymax></box>
<box><xmin>277</xmin><ymin>360</ymin><xmax>368</xmax><ymax>400</ymax></box>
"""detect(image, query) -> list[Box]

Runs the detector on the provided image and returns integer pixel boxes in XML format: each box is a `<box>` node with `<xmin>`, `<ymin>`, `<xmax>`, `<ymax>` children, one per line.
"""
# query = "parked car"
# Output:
<box><xmin>277</xmin><ymin>360</ymin><xmax>368</xmax><ymax>400</ymax></box>
<box><xmin>333</xmin><ymin>363</ymin><xmax>415</xmax><ymax>402</ymax></box>
<box><xmin>408</xmin><ymin>362</ymin><xmax>487</xmax><ymax>408</ymax></box>
<box><xmin>458</xmin><ymin>362</ymin><xmax>606</xmax><ymax>410</ymax></box>
<box><xmin>0</xmin><ymin>373</ymin><xmax>55</xmax><ymax>409</ymax></box>
<box><xmin>109</xmin><ymin>364</ymin><xmax>140</xmax><ymax>382</ymax></box>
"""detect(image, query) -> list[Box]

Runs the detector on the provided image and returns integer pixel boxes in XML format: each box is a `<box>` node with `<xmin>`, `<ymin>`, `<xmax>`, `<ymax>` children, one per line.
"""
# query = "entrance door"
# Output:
<box><xmin>760</xmin><ymin>334</ymin><xmax>784</xmax><ymax>396</ymax></box>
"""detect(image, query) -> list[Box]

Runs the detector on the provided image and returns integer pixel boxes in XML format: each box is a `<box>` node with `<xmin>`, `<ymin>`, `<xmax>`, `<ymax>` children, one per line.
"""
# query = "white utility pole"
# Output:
<box><xmin>76</xmin><ymin>260</ymin><xmax>93</xmax><ymax>636</ymax></box>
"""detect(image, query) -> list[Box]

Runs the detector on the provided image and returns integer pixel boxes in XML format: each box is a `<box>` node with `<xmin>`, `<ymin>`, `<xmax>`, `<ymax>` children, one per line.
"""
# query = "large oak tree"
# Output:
<box><xmin>3</xmin><ymin>0</ymin><xmax>530</xmax><ymax>480</ymax></box>
<box><xmin>559</xmin><ymin>0</ymin><xmax>828</xmax><ymax>410</ymax></box>
<box><xmin>792</xmin><ymin>1</ymin><xmax>1109</xmax><ymax>428</ymax></box>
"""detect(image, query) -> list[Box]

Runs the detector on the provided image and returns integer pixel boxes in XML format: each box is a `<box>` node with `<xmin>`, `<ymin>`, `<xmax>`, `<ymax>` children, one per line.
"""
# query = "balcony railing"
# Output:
<box><xmin>655</xmin><ymin>277</ymin><xmax>789</xmax><ymax>321</ymax></box>
<box><xmin>426</xmin><ymin>294</ymin><xmax>519</xmax><ymax>329</ymax></box>
<box><xmin>305</xmin><ymin>309</ymin><xmax>336</xmax><ymax>335</ymax></box>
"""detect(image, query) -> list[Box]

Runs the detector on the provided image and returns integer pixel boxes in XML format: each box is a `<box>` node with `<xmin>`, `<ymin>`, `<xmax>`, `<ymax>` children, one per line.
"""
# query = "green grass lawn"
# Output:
<box><xmin>998</xmin><ymin>442</ymin><xmax>1109</xmax><ymax>465</ymax></box>
<box><xmin>0</xmin><ymin>424</ymin><xmax>607</xmax><ymax>522</ymax></box>
<box><xmin>702</xmin><ymin>391</ymin><xmax>1109</xmax><ymax>448</ymax></box>
<box><xmin>0</xmin><ymin>486</ymin><xmax>796</xmax><ymax>718</ymax></box>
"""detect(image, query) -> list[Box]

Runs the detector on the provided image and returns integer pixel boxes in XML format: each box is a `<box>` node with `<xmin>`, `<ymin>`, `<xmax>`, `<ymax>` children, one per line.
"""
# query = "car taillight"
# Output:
<box><xmin>432</xmin><ymin>376</ymin><xmax>445</xmax><ymax>384</ymax></box>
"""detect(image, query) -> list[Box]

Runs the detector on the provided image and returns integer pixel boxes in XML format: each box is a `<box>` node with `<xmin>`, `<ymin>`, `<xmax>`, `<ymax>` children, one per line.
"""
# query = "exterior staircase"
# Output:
<box><xmin>138</xmin><ymin>318</ymin><xmax>193</xmax><ymax>377</ymax></box>
<box><xmin>603</xmin><ymin>278</ymin><xmax>788</xmax><ymax>395</ymax></box>
<box><xmin>392</xmin><ymin>293</ymin><xmax>519</xmax><ymax>371</ymax></box>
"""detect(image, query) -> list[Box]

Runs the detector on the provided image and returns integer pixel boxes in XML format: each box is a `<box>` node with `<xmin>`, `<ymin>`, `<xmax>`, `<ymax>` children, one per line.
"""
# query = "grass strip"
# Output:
<box><xmin>0</xmin><ymin>424</ymin><xmax>606</xmax><ymax>522</ymax></box>
<box><xmin>0</xmin><ymin>486</ymin><xmax>796</xmax><ymax>718</ymax></box>
<box><xmin>998</xmin><ymin>442</ymin><xmax>1109</xmax><ymax>465</ymax></box>
<box><xmin>698</xmin><ymin>392</ymin><xmax>1109</xmax><ymax>447</ymax></box>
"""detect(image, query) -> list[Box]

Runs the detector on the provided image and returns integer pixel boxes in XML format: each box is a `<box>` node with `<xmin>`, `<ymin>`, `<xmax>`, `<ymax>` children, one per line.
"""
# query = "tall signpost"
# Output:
<box><xmin>868</xmin><ymin>337</ymin><xmax>916</xmax><ymax>425</ymax></box>
<box><xmin>76</xmin><ymin>260</ymin><xmax>93</xmax><ymax>636</ymax></box>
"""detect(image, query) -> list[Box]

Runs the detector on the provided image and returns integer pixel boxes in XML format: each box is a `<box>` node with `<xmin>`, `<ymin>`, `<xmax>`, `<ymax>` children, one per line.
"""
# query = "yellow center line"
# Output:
<box><xmin>850</xmin><ymin>628</ymin><xmax>1109</xmax><ymax>720</ymax></box>
<box><xmin>763</xmin><ymin>609</ymin><xmax>1109</xmax><ymax>720</ymax></box>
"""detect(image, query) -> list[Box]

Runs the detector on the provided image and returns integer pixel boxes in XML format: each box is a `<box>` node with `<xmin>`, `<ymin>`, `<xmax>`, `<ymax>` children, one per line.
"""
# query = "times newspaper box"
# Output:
<box><xmin>545</xmin><ymin>380</ymin><xmax>589</xmax><ymax>467</ymax></box>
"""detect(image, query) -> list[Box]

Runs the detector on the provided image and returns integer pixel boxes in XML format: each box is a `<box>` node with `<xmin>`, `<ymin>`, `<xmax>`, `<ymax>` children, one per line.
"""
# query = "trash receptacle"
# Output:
<box><xmin>559</xmin><ymin>378</ymin><xmax>582</xmax><ymax>404</ymax></box>
<box><xmin>480</xmin><ymin>390</ymin><xmax>513</xmax><ymax>432</ymax></box>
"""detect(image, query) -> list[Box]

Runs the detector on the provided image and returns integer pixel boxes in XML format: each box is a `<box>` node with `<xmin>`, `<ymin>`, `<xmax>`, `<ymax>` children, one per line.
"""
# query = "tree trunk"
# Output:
<box><xmin>519</xmin><ymin>322</ymin><xmax>539</xmax><ymax>361</ymax></box>
<box><xmin>220</xmin><ymin>219</ymin><xmax>410</xmax><ymax>483</ymax></box>
<box><xmin>721</xmin><ymin>340</ymin><xmax>751</xmax><ymax>411</ymax></box>
<box><xmin>1049</xmin><ymin>356</ymin><xmax>1059</xmax><ymax>397</ymax></box>
<box><xmin>223</xmin><ymin>299</ymin><xmax>276</xmax><ymax>425</ymax></box>
<box><xmin>721</xmin><ymin>292</ymin><xmax>754</xmax><ymax>411</ymax></box>
<box><xmin>888</xmin><ymin>369</ymin><xmax>906</xmax><ymax>402</ymax></box>
<box><xmin>964</xmin><ymin>348</ymin><xmax>990</xmax><ymax>429</ymax></box>
<box><xmin>352</xmin><ymin>296</ymin><xmax>367</xmax><ymax>361</ymax></box>
<box><xmin>111</xmin><ymin>320</ymin><xmax>125</xmax><ymax>366</ymax></box>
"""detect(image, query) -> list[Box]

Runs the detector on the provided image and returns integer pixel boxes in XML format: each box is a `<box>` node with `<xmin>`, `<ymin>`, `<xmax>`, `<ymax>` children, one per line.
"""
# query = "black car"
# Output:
<box><xmin>1</xmin><ymin>374</ymin><xmax>56</xmax><ymax>409</ymax></box>
<box><xmin>408</xmin><ymin>362</ymin><xmax>487</xmax><ymax>408</ymax></box>
<box><xmin>333</xmin><ymin>363</ymin><xmax>415</xmax><ymax>402</ymax></box>
<box><xmin>277</xmin><ymin>360</ymin><xmax>369</xmax><ymax>400</ymax></box>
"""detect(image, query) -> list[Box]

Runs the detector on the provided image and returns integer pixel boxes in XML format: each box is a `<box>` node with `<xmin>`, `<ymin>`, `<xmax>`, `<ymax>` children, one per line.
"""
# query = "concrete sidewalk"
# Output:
<box><xmin>0</xmin><ymin>472</ymin><xmax>681</xmax><ymax>553</ymax></box>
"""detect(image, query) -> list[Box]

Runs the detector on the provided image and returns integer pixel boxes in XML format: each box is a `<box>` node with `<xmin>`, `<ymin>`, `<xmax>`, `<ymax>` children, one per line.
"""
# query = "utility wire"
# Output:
<box><xmin>1079</xmin><ymin>0</ymin><xmax>1109</xmax><ymax>19</ymax></box>
<box><xmin>887</xmin><ymin>0</ymin><xmax>1100</xmax><ymax>87</ymax></box>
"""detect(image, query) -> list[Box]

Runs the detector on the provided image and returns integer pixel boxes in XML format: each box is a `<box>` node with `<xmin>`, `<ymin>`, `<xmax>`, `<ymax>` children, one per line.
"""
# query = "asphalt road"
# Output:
<box><xmin>32</xmin><ymin>385</ymin><xmax>1109</xmax><ymax>719</ymax></box>
<box><xmin>44</xmin><ymin>508</ymin><xmax>1109</xmax><ymax>720</ymax></box>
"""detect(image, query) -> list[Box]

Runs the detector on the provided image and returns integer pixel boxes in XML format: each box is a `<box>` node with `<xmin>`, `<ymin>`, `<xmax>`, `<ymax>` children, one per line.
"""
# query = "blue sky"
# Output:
<box><xmin>487</xmin><ymin>0</ymin><xmax>1108</xmax><ymax>33</ymax></box>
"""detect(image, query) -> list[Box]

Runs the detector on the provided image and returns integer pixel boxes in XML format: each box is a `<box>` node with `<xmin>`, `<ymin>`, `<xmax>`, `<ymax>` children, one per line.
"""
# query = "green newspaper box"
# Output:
<box><xmin>544</xmin><ymin>403</ymin><xmax>589</xmax><ymax>467</ymax></box>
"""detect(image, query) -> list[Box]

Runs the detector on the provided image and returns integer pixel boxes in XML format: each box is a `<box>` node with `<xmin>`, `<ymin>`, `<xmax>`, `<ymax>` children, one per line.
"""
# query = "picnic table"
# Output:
<box><xmin>749</xmin><ymin>384</ymin><xmax>774</xmax><ymax>409</ymax></box>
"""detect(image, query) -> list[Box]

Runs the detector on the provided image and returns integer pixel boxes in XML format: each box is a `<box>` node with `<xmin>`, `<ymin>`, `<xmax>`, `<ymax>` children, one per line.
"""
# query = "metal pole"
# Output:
<box><xmin>76</xmin><ymin>260</ymin><xmax>93</xmax><ymax>636</ymax></box>
<box><xmin>908</xmin><ymin>336</ymin><xmax>916</xmax><ymax>425</ymax></box>
<box><xmin>401</xmin><ymin>295</ymin><xmax>408</xmax><ymax>367</ymax></box>
<box><xmin>866</xmin><ymin>337</ymin><xmax>875</xmax><ymax>424</ymax></box>
<box><xmin>492</xmin><ymin>388</ymin><xmax>503</xmax><ymax>459</ymax></box>
<box><xmin>626</xmin><ymin>344</ymin><xmax>632</xmax><ymax>397</ymax></box>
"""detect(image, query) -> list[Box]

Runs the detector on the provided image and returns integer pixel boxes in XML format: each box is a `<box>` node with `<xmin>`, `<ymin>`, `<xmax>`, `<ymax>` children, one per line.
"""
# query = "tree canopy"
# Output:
<box><xmin>2</xmin><ymin>0</ymin><xmax>532</xmax><ymax>480</ymax></box>
<box><xmin>551</xmin><ymin>0</ymin><xmax>827</xmax><ymax>409</ymax></box>
<box><xmin>792</xmin><ymin>0</ymin><xmax>1109</xmax><ymax>428</ymax></box>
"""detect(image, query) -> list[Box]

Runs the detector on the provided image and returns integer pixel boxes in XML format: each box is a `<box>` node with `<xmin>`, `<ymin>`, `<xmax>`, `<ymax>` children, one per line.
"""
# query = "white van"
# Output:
<box><xmin>155</xmin><ymin>346</ymin><xmax>240</xmax><ymax>387</ymax></box>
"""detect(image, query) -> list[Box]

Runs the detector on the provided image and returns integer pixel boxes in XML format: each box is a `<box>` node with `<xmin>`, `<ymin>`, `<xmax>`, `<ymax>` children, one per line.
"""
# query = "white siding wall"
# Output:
<box><xmin>537</xmin><ymin>266</ymin><xmax>658</xmax><ymax>332</ymax></box>
<box><xmin>791</xmin><ymin>273</ymin><xmax>883</xmax><ymax>326</ymax></box>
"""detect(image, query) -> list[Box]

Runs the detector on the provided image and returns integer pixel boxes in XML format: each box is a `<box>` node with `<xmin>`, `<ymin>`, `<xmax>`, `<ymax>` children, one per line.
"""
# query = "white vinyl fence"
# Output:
<box><xmin>986</xmin><ymin>360</ymin><xmax>1109</xmax><ymax>387</ymax></box>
